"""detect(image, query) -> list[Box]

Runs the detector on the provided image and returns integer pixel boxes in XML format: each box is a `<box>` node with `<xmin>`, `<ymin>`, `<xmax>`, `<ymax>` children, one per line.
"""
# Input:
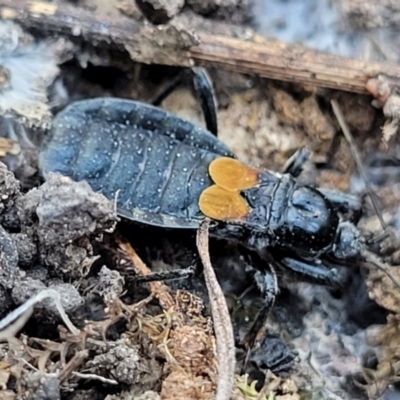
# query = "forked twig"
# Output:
<box><xmin>197</xmin><ymin>219</ymin><xmax>235</xmax><ymax>400</ymax></box>
<box><xmin>0</xmin><ymin>289</ymin><xmax>79</xmax><ymax>341</ymax></box>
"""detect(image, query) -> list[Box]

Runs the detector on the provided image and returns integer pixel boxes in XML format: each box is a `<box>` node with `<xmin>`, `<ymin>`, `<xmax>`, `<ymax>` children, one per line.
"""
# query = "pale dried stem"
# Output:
<box><xmin>197</xmin><ymin>219</ymin><xmax>235</xmax><ymax>400</ymax></box>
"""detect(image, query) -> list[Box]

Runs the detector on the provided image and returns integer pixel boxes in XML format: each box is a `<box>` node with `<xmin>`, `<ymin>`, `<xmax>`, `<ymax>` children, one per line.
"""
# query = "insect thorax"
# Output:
<box><xmin>241</xmin><ymin>175</ymin><xmax>340</xmax><ymax>254</ymax></box>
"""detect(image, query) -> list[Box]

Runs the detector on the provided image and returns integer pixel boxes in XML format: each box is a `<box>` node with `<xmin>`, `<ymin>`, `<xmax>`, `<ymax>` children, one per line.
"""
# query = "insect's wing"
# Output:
<box><xmin>199</xmin><ymin>184</ymin><xmax>250</xmax><ymax>221</ymax></box>
<box><xmin>199</xmin><ymin>157</ymin><xmax>264</xmax><ymax>222</ymax></box>
<box><xmin>209</xmin><ymin>157</ymin><xmax>260</xmax><ymax>191</ymax></box>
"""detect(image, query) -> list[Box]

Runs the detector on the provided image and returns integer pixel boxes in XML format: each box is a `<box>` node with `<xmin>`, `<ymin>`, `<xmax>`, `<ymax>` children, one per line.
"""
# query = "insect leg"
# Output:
<box><xmin>191</xmin><ymin>67</ymin><xmax>218</xmax><ymax>136</ymax></box>
<box><xmin>151</xmin><ymin>74</ymin><xmax>183</xmax><ymax>106</ymax></box>
<box><xmin>152</xmin><ymin>67</ymin><xmax>218</xmax><ymax>136</ymax></box>
<box><xmin>240</xmin><ymin>250</ymin><xmax>278</xmax><ymax>343</ymax></box>
<box><xmin>246</xmin><ymin>267</ymin><xmax>278</xmax><ymax>340</ymax></box>
<box><xmin>282</xmin><ymin>147</ymin><xmax>310</xmax><ymax>177</ymax></box>
<box><xmin>132</xmin><ymin>261</ymin><xmax>197</xmax><ymax>283</ymax></box>
<box><xmin>239</xmin><ymin>250</ymin><xmax>279</xmax><ymax>372</ymax></box>
<box><xmin>250</xmin><ymin>333</ymin><xmax>296</xmax><ymax>374</ymax></box>
<box><xmin>280</xmin><ymin>257</ymin><xmax>341</xmax><ymax>287</ymax></box>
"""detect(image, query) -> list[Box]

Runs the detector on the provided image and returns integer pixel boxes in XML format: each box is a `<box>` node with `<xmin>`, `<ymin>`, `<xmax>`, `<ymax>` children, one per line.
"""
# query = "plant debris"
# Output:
<box><xmin>1</xmin><ymin>1</ymin><xmax>400</xmax><ymax>400</ymax></box>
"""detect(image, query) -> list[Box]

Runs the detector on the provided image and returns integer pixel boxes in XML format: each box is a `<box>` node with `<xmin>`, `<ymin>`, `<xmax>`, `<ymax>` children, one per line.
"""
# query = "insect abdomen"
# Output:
<box><xmin>39</xmin><ymin>98</ymin><xmax>230</xmax><ymax>227</ymax></box>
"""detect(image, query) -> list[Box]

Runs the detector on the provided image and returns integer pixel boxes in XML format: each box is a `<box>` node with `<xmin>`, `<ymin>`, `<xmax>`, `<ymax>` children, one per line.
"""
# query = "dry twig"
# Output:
<box><xmin>197</xmin><ymin>219</ymin><xmax>235</xmax><ymax>400</ymax></box>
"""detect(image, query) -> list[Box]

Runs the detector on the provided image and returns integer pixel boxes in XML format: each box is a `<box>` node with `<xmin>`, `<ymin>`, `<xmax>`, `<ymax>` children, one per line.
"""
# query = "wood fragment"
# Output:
<box><xmin>191</xmin><ymin>34</ymin><xmax>390</xmax><ymax>94</ymax></box>
<box><xmin>197</xmin><ymin>219</ymin><xmax>235</xmax><ymax>400</ymax></box>
<box><xmin>2</xmin><ymin>0</ymin><xmax>400</xmax><ymax>94</ymax></box>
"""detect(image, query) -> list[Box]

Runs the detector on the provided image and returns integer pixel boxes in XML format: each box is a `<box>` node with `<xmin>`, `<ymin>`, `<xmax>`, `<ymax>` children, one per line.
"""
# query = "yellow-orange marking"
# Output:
<box><xmin>199</xmin><ymin>185</ymin><xmax>250</xmax><ymax>221</ymax></box>
<box><xmin>209</xmin><ymin>157</ymin><xmax>260</xmax><ymax>191</ymax></box>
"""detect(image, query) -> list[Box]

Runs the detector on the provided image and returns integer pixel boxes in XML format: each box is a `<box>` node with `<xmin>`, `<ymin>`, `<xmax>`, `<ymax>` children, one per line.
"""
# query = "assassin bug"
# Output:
<box><xmin>39</xmin><ymin>68</ymin><xmax>369</xmax><ymax>350</ymax></box>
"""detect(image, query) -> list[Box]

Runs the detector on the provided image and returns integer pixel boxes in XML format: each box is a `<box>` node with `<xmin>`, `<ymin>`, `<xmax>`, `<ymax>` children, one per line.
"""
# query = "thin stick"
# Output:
<box><xmin>72</xmin><ymin>372</ymin><xmax>118</xmax><ymax>385</ymax></box>
<box><xmin>331</xmin><ymin>99</ymin><xmax>386</xmax><ymax>231</ymax></box>
<box><xmin>197</xmin><ymin>219</ymin><xmax>235</xmax><ymax>400</ymax></box>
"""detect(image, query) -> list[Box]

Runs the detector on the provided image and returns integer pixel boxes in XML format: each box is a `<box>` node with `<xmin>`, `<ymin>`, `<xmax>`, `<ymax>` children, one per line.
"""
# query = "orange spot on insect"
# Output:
<box><xmin>209</xmin><ymin>157</ymin><xmax>260</xmax><ymax>191</ymax></box>
<box><xmin>199</xmin><ymin>185</ymin><xmax>250</xmax><ymax>221</ymax></box>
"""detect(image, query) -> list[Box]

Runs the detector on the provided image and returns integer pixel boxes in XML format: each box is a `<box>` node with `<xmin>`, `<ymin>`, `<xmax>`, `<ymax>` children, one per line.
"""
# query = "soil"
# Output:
<box><xmin>1</xmin><ymin>1</ymin><xmax>400</xmax><ymax>400</ymax></box>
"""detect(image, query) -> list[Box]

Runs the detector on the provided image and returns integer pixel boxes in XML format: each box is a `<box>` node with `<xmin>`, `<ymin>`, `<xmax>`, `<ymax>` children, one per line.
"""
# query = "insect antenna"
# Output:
<box><xmin>331</xmin><ymin>99</ymin><xmax>387</xmax><ymax>233</ymax></box>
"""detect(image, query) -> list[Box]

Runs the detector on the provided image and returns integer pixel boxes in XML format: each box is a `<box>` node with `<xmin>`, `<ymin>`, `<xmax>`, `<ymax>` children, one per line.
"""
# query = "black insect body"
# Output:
<box><xmin>39</xmin><ymin>97</ymin><xmax>365</xmax><ymax>294</ymax></box>
<box><xmin>38</xmin><ymin>81</ymin><xmax>374</xmax><ymax>376</ymax></box>
<box><xmin>40</xmin><ymin>98</ymin><xmax>232</xmax><ymax>229</ymax></box>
